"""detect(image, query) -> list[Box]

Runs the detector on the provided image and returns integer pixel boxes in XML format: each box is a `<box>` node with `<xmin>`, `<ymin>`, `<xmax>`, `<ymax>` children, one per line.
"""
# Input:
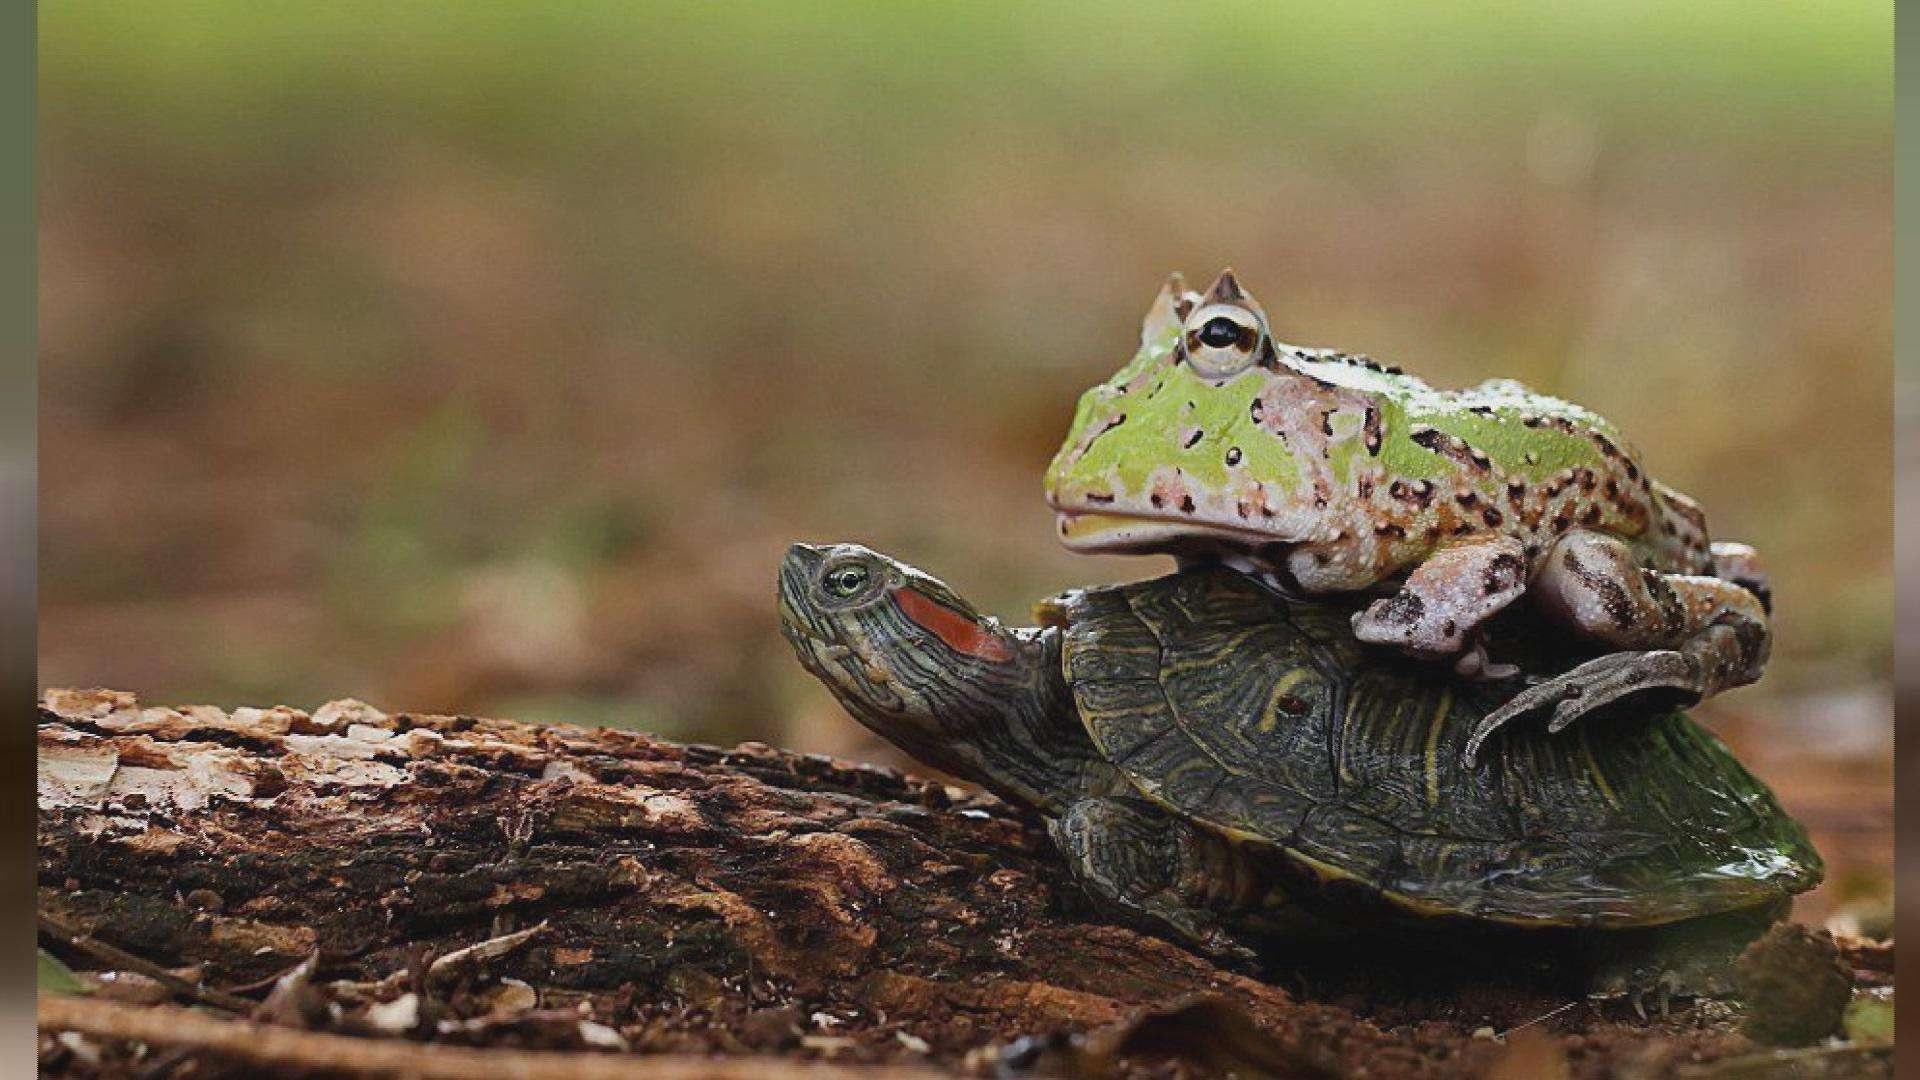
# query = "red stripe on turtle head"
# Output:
<box><xmin>891</xmin><ymin>586</ymin><xmax>1014</xmax><ymax>663</ymax></box>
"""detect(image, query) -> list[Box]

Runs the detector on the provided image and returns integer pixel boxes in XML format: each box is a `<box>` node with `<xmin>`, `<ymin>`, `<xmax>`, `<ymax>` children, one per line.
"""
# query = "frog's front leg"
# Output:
<box><xmin>1462</xmin><ymin>529</ymin><xmax>1770</xmax><ymax>763</ymax></box>
<box><xmin>1347</xmin><ymin>534</ymin><xmax>1529</xmax><ymax>666</ymax></box>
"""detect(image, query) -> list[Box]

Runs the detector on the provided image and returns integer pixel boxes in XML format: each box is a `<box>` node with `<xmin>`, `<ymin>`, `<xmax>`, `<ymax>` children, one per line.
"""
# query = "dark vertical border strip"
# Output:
<box><xmin>1896</xmin><ymin>2</ymin><xmax>1915</xmax><ymax>1071</ymax></box>
<box><xmin>2</xmin><ymin>0</ymin><xmax>33</xmax><ymax>1067</ymax></box>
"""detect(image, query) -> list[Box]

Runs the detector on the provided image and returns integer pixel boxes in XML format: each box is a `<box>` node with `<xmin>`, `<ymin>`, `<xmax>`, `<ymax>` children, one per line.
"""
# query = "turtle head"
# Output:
<box><xmin>778</xmin><ymin>543</ymin><xmax>1079</xmax><ymax>810</ymax></box>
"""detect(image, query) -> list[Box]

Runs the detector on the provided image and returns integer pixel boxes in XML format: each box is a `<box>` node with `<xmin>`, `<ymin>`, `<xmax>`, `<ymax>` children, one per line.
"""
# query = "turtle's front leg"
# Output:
<box><xmin>1462</xmin><ymin>530</ymin><xmax>1770</xmax><ymax>764</ymax></box>
<box><xmin>1049</xmin><ymin>795</ymin><xmax>1258</xmax><ymax>968</ymax></box>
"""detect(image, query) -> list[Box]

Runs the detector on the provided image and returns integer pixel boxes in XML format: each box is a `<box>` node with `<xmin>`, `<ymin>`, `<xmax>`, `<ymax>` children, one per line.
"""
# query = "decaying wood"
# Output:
<box><xmin>35</xmin><ymin>689</ymin><xmax>1889</xmax><ymax>1079</ymax></box>
<box><xmin>38</xmin><ymin>996</ymin><xmax>950</xmax><ymax>1079</ymax></box>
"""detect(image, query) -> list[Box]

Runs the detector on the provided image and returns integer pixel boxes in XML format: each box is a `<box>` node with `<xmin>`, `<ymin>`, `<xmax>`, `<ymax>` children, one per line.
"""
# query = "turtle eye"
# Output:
<box><xmin>821</xmin><ymin>561</ymin><xmax>873</xmax><ymax>599</ymax></box>
<box><xmin>1181</xmin><ymin>304</ymin><xmax>1263</xmax><ymax>379</ymax></box>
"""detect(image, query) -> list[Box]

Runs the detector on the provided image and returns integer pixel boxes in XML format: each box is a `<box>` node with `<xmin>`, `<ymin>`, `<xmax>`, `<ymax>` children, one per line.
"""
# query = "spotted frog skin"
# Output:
<box><xmin>1044</xmin><ymin>270</ymin><xmax>1771</xmax><ymax>756</ymax></box>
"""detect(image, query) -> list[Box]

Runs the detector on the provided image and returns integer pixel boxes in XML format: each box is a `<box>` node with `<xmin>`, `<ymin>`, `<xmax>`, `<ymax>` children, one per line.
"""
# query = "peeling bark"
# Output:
<box><xmin>35</xmin><ymin>689</ymin><xmax>1889</xmax><ymax>1079</ymax></box>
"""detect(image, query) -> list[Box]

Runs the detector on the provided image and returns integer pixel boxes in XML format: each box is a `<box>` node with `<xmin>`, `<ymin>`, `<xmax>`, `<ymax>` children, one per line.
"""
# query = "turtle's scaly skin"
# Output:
<box><xmin>1061</xmin><ymin>567</ymin><xmax>1819</xmax><ymax>928</ymax></box>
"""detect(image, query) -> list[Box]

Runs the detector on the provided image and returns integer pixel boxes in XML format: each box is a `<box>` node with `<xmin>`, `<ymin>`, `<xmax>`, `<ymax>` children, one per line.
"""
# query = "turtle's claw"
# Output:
<box><xmin>1614</xmin><ymin>972</ymin><xmax>1686</xmax><ymax>1023</ymax></box>
<box><xmin>1189</xmin><ymin>927</ymin><xmax>1262</xmax><ymax>972</ymax></box>
<box><xmin>1463</xmin><ymin>650</ymin><xmax>1703</xmax><ymax>765</ymax></box>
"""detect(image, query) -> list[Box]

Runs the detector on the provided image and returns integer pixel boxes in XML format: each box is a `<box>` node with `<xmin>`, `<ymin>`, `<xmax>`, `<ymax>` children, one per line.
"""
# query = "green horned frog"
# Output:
<box><xmin>1044</xmin><ymin>270</ymin><xmax>1771</xmax><ymax>759</ymax></box>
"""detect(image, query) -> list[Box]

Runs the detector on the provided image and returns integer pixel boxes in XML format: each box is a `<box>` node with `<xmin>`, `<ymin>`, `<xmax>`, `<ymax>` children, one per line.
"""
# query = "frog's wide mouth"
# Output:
<box><xmin>1053</xmin><ymin>510</ymin><xmax>1288</xmax><ymax>554</ymax></box>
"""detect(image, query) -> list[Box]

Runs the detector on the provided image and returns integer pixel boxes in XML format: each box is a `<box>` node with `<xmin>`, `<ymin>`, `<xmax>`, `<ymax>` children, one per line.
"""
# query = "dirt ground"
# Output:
<box><xmin>36</xmin><ymin>689</ymin><xmax>1894</xmax><ymax>1079</ymax></box>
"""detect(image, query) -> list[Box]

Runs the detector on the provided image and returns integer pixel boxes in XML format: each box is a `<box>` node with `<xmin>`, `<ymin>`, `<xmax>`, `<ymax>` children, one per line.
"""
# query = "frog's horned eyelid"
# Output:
<box><xmin>1204</xmin><ymin>267</ymin><xmax>1247</xmax><ymax>304</ymax></box>
<box><xmin>1199</xmin><ymin>268</ymin><xmax>1269</xmax><ymax>326</ymax></box>
<box><xmin>1141</xmin><ymin>273</ymin><xmax>1189</xmax><ymax>345</ymax></box>
<box><xmin>1160</xmin><ymin>271</ymin><xmax>1198</xmax><ymax>322</ymax></box>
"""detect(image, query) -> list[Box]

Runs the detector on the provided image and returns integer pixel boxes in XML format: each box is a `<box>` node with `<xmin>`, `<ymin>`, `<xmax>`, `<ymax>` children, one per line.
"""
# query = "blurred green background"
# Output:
<box><xmin>38</xmin><ymin>3</ymin><xmax>1890</xmax><ymax>910</ymax></box>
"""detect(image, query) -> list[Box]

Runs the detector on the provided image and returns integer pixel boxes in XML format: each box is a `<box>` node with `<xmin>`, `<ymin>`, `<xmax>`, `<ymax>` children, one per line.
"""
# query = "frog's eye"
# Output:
<box><xmin>820</xmin><ymin>559</ymin><xmax>875</xmax><ymax>600</ymax></box>
<box><xmin>1180</xmin><ymin>302</ymin><xmax>1265</xmax><ymax>379</ymax></box>
<box><xmin>1198</xmin><ymin>317</ymin><xmax>1245</xmax><ymax>349</ymax></box>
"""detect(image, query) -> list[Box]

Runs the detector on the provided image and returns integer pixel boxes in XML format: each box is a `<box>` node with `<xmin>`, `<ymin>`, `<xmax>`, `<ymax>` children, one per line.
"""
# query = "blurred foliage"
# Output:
<box><xmin>1844</xmin><ymin>991</ymin><xmax>1895</xmax><ymax>1043</ymax></box>
<box><xmin>37</xmin><ymin>949</ymin><xmax>86</xmax><ymax>997</ymax></box>
<box><xmin>39</xmin><ymin>2</ymin><xmax>1890</xmax><ymax>777</ymax></box>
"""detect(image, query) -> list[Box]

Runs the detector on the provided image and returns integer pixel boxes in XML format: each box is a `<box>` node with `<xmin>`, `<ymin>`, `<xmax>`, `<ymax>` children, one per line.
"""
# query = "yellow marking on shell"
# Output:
<box><xmin>1089</xmin><ymin>700</ymin><xmax>1177</xmax><ymax>722</ymax></box>
<box><xmin>1577</xmin><ymin>725</ymin><xmax>1622</xmax><ymax>810</ymax></box>
<box><xmin>1422</xmin><ymin>687</ymin><xmax>1454</xmax><ymax>807</ymax></box>
<box><xmin>1089</xmin><ymin>641</ymin><xmax>1163</xmax><ymax>656</ymax></box>
<box><xmin>1335</xmin><ymin>688</ymin><xmax>1386</xmax><ymax>787</ymax></box>
<box><xmin>1160</xmin><ymin>628</ymin><xmax>1266</xmax><ymax>679</ymax></box>
<box><xmin>1256</xmin><ymin>668</ymin><xmax>1316</xmax><ymax>732</ymax></box>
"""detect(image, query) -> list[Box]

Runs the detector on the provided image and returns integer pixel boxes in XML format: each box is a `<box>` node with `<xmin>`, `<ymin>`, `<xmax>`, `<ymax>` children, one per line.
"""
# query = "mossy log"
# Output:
<box><xmin>35</xmin><ymin>689</ymin><xmax>1889</xmax><ymax>1079</ymax></box>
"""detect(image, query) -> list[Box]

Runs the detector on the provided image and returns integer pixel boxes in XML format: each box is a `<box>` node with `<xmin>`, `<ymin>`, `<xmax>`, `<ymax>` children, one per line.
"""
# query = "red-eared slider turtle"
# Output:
<box><xmin>777</xmin><ymin>543</ymin><xmax>1821</xmax><ymax>992</ymax></box>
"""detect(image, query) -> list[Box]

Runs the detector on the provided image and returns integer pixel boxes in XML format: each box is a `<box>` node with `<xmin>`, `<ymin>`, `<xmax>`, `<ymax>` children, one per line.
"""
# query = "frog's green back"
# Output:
<box><xmin>1060</xmin><ymin>567</ymin><xmax>1821</xmax><ymax>928</ymax></box>
<box><xmin>1401</xmin><ymin>380</ymin><xmax>1629</xmax><ymax>482</ymax></box>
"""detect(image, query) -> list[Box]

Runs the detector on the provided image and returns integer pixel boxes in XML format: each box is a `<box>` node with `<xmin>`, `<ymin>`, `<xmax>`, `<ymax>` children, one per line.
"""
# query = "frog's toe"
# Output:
<box><xmin>1463</xmin><ymin>675</ymin><xmax>1579</xmax><ymax>763</ymax></box>
<box><xmin>1543</xmin><ymin>650</ymin><xmax>1699</xmax><ymax>734</ymax></box>
<box><xmin>1351</xmin><ymin>594</ymin><xmax>1420</xmax><ymax>646</ymax></box>
<box><xmin>1463</xmin><ymin>650</ymin><xmax>1700</xmax><ymax>764</ymax></box>
<box><xmin>1545</xmin><ymin>694</ymin><xmax>1587</xmax><ymax>734</ymax></box>
<box><xmin>1354</xmin><ymin>591</ymin><xmax>1478</xmax><ymax>659</ymax></box>
<box><xmin>1453</xmin><ymin>641</ymin><xmax>1522</xmax><ymax>681</ymax></box>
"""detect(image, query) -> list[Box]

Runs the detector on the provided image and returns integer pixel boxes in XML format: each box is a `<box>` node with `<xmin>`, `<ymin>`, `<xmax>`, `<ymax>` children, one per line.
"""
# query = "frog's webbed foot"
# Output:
<box><xmin>1463</xmin><ymin>649</ymin><xmax>1701</xmax><ymax>765</ymax></box>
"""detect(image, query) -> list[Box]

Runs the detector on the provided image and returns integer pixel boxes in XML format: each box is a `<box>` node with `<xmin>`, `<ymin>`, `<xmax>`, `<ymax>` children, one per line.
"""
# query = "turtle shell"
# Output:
<box><xmin>1059</xmin><ymin>566</ymin><xmax>1821</xmax><ymax>928</ymax></box>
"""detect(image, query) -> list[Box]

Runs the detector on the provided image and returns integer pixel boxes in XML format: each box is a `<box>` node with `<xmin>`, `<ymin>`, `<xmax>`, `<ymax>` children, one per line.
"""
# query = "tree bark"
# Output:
<box><xmin>35</xmin><ymin>689</ymin><xmax>1888</xmax><ymax>1079</ymax></box>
